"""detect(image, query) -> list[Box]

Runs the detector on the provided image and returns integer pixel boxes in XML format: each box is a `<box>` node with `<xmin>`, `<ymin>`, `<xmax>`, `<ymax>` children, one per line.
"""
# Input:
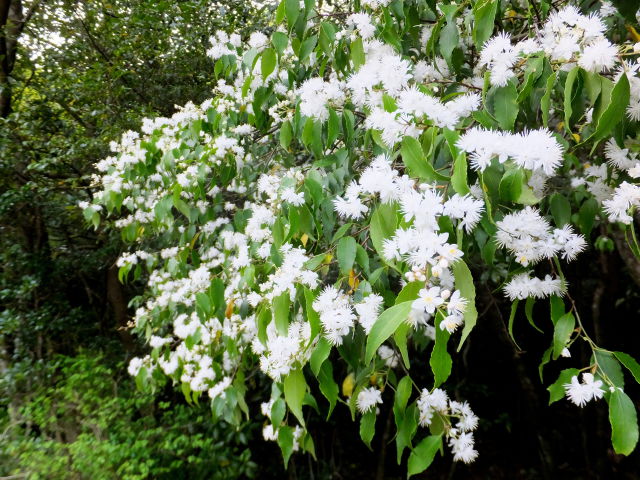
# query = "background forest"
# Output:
<box><xmin>1</xmin><ymin>1</ymin><xmax>640</xmax><ymax>479</ymax></box>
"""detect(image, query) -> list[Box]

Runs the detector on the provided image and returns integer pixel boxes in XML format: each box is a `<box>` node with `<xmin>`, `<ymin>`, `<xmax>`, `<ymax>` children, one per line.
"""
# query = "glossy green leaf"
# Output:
<box><xmin>430</xmin><ymin>313</ymin><xmax>452</xmax><ymax>387</ymax></box>
<box><xmin>614</xmin><ymin>351</ymin><xmax>640</xmax><ymax>385</ymax></box>
<box><xmin>472</xmin><ymin>0</ymin><xmax>497</xmax><ymax>49</ymax></box>
<box><xmin>489</xmin><ymin>81</ymin><xmax>518</xmax><ymax>130</ymax></box>
<box><xmin>261</xmin><ymin>48</ymin><xmax>276</xmax><ymax>80</ymax></box>
<box><xmin>337</xmin><ymin>236</ymin><xmax>357</xmax><ymax>274</ymax></box>
<box><xmin>609</xmin><ymin>389</ymin><xmax>639</xmax><ymax>455</ymax></box>
<box><xmin>284</xmin><ymin>368</ymin><xmax>307</xmax><ymax>426</ymax></box>
<box><xmin>365</xmin><ymin>301</ymin><xmax>413</xmax><ymax>364</ymax></box>
<box><xmin>273</xmin><ymin>292</ymin><xmax>290</xmax><ymax>336</ymax></box>
<box><xmin>407</xmin><ymin>435</ymin><xmax>442</xmax><ymax>478</ymax></box>
<box><xmin>588</xmin><ymin>73</ymin><xmax>630</xmax><ymax>144</ymax></box>
<box><xmin>360</xmin><ymin>410</ymin><xmax>377</xmax><ymax>449</ymax></box>
<box><xmin>552</xmin><ymin>313</ymin><xmax>575</xmax><ymax>360</ymax></box>
<box><xmin>550</xmin><ymin>193</ymin><xmax>572</xmax><ymax>227</ymax></box>
<box><xmin>454</xmin><ymin>260</ymin><xmax>478</xmax><ymax>350</ymax></box>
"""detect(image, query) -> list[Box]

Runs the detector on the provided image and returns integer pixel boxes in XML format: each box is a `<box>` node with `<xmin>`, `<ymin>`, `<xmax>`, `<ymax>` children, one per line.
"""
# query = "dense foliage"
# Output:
<box><xmin>84</xmin><ymin>0</ymin><xmax>640</xmax><ymax>477</ymax></box>
<box><xmin>3</xmin><ymin>0</ymin><xmax>640</xmax><ymax>478</ymax></box>
<box><xmin>1</xmin><ymin>1</ymin><xmax>271</xmax><ymax>478</ymax></box>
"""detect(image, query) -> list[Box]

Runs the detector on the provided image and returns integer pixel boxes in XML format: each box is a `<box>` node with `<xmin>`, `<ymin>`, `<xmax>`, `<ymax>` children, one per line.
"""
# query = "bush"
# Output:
<box><xmin>85</xmin><ymin>0</ymin><xmax>640</xmax><ymax>476</ymax></box>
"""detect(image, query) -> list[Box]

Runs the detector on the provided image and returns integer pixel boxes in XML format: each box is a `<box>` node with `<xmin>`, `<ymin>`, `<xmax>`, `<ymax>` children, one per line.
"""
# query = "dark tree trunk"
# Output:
<box><xmin>0</xmin><ymin>0</ymin><xmax>44</xmax><ymax>117</ymax></box>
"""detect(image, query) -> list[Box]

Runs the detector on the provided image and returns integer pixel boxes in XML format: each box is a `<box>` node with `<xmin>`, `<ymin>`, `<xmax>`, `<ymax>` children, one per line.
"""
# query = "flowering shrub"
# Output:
<box><xmin>84</xmin><ymin>0</ymin><xmax>640</xmax><ymax>475</ymax></box>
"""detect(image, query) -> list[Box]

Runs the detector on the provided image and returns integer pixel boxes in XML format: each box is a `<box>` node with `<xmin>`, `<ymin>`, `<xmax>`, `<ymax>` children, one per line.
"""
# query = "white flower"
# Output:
<box><xmin>357</xmin><ymin>387</ymin><xmax>383</xmax><ymax>413</ymax></box>
<box><xmin>334</xmin><ymin>195</ymin><xmax>369</xmax><ymax>220</ymax></box>
<box><xmin>377</xmin><ymin>345</ymin><xmax>399</xmax><ymax>368</ymax></box>
<box><xmin>355</xmin><ymin>294</ymin><xmax>384</xmax><ymax>334</ymax></box>
<box><xmin>281</xmin><ymin>187</ymin><xmax>305</xmax><ymax>206</ymax></box>
<box><xmin>564</xmin><ymin>372</ymin><xmax>605</xmax><ymax>407</ymax></box>
<box><xmin>413</xmin><ymin>287</ymin><xmax>444</xmax><ymax>314</ymax></box>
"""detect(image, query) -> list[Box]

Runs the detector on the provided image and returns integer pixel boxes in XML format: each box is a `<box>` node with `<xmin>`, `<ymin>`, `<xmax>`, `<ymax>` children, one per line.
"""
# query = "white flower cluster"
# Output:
<box><xmin>377</xmin><ymin>345</ymin><xmax>399</xmax><ymax>368</ymax></box>
<box><xmin>313</xmin><ymin>286</ymin><xmax>384</xmax><ymax>345</ymax></box>
<box><xmin>571</xmin><ymin>162</ymin><xmax>616</xmax><ymax>204</ymax></box>
<box><xmin>603</xmin><ymin>181</ymin><xmax>640</xmax><ymax>224</ymax></box>
<box><xmin>539</xmin><ymin>6</ymin><xmax>618</xmax><ymax>73</ymax></box>
<box><xmin>254</xmin><ymin>320</ymin><xmax>314</xmax><ymax>380</ymax></box>
<box><xmin>417</xmin><ymin>388</ymin><xmax>479</xmax><ymax>464</ymax></box>
<box><xmin>480</xmin><ymin>7</ymin><xmax>618</xmax><ymax>86</ymax></box>
<box><xmin>496</xmin><ymin>207</ymin><xmax>586</xmax><ymax>266</ymax></box>
<box><xmin>298</xmin><ymin>77</ymin><xmax>345</xmax><ymax>121</ymax></box>
<box><xmin>497</xmin><ymin>207</ymin><xmax>585</xmax><ymax>300</ymax></box>
<box><xmin>503</xmin><ymin>273</ymin><xmax>565</xmax><ymax>301</ymax></box>
<box><xmin>412</xmin><ymin>288</ymin><xmax>467</xmax><ymax>333</ymax></box>
<box><xmin>457</xmin><ymin>127</ymin><xmax>564</xmax><ymax>175</ymax></box>
<box><xmin>605</xmin><ymin>138</ymin><xmax>640</xmax><ymax>174</ymax></box>
<box><xmin>563</xmin><ymin>372</ymin><xmax>606</xmax><ymax>407</ymax></box>
<box><xmin>619</xmin><ymin>62</ymin><xmax>640</xmax><ymax>121</ymax></box>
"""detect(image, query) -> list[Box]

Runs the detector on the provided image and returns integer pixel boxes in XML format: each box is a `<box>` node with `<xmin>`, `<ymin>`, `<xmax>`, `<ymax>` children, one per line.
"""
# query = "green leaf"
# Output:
<box><xmin>394</xmin><ymin>322</ymin><xmax>411</xmax><ymax>369</ymax></box>
<box><xmin>611</xmin><ymin>0</ymin><xmax>640</xmax><ymax>22</ymax></box>
<box><xmin>488</xmin><ymin>81</ymin><xmax>518</xmax><ymax>130</ymax></box>
<box><xmin>550</xmin><ymin>295</ymin><xmax>565</xmax><ymax>325</ymax></box>
<box><xmin>277</xmin><ymin>425</ymin><xmax>295</xmax><ymax>465</ymax></box>
<box><xmin>539</xmin><ymin>346</ymin><xmax>552</xmax><ymax>382</ymax></box>
<box><xmin>351</xmin><ymin>37</ymin><xmax>365</xmax><ymax>70</ymax></box>
<box><xmin>337</xmin><ymin>236</ymin><xmax>357</xmax><ymax>274</ymax></box>
<box><xmin>609</xmin><ymin>389</ymin><xmax>639</xmax><ymax>456</ymax></box>
<box><xmin>541</xmin><ymin>72</ymin><xmax>557</xmax><ymax>128</ymax></box>
<box><xmin>284</xmin><ymin>368</ymin><xmax>307</xmax><ymax>426</ymax></box>
<box><xmin>451</xmin><ymin>153</ymin><xmax>470</xmax><ymax>195</ymax></box>
<box><xmin>327</xmin><ymin>109</ymin><xmax>341</xmax><ymax>146</ymax></box>
<box><xmin>298</xmin><ymin>35</ymin><xmax>317</xmax><ymax>62</ymax></box>
<box><xmin>274</xmin><ymin>292</ymin><xmax>290</xmax><ymax>336</ymax></box>
<box><xmin>396</xmin><ymin>404</ymin><xmax>418</xmax><ymax>464</ymax></box>
<box><xmin>454</xmin><ymin>261</ymin><xmax>478</xmax><ymax>350</ymax></box>
<box><xmin>517</xmin><ymin>56</ymin><xmax>544</xmax><ymax>103</ymax></box>
<box><xmin>304</xmin><ymin>287</ymin><xmax>321</xmax><ymax>341</ymax></box>
<box><xmin>614</xmin><ymin>351</ymin><xmax>640</xmax><ymax>385</ymax></box>
<box><xmin>319</xmin><ymin>21</ymin><xmax>336</xmax><ymax>53</ymax></box>
<box><xmin>407</xmin><ymin>435</ymin><xmax>442</xmax><ymax>478</ymax></box>
<box><xmin>439</xmin><ymin>21</ymin><xmax>459</xmax><ymax>67</ymax></box>
<box><xmin>310</xmin><ymin>337</ymin><xmax>332</xmax><ymax>376</ymax></box>
<box><xmin>332</xmin><ymin>222</ymin><xmax>353</xmax><ymax>243</ymax></box>
<box><xmin>394</xmin><ymin>376</ymin><xmax>413</xmax><ymax>416</ymax></box>
<box><xmin>578</xmin><ymin>198</ymin><xmax>599</xmax><ymax>237</ymax></box>
<box><xmin>365</xmin><ymin>301</ymin><xmax>413</xmax><ymax>364</ymax></box>
<box><xmin>563</xmin><ymin>67</ymin><xmax>581</xmax><ymax>133</ymax></box>
<box><xmin>430</xmin><ymin>313</ymin><xmax>452</xmax><ymax>387</ymax></box>
<box><xmin>547</xmin><ymin>368</ymin><xmax>580</xmax><ymax>405</ymax></box>
<box><xmin>271</xmin><ymin>31</ymin><xmax>289</xmax><ymax>55</ymax></box>
<box><xmin>549</xmin><ymin>193</ymin><xmax>572</xmax><ymax>227</ymax></box>
<box><xmin>552</xmin><ymin>313</ymin><xmax>575</xmax><ymax>360</ymax></box>
<box><xmin>261</xmin><ymin>48</ymin><xmax>277</xmax><ymax>80</ymax></box>
<box><xmin>588</xmin><ymin>73</ymin><xmax>630</xmax><ymax>144</ymax></box>
<box><xmin>369</xmin><ymin>203</ymin><xmax>398</xmax><ymax>261</ymax></box>
<box><xmin>280</xmin><ymin>121</ymin><xmax>293</xmax><ymax>150</ymax></box>
<box><xmin>507</xmin><ymin>299</ymin><xmax>521</xmax><ymax>349</ymax></box>
<box><xmin>395</xmin><ymin>281</ymin><xmax>423</xmax><ymax>304</ymax></box>
<box><xmin>284</xmin><ymin>0</ymin><xmax>300</xmax><ymax>29</ymax></box>
<box><xmin>525</xmin><ymin>297</ymin><xmax>543</xmax><ymax>333</ymax></box>
<box><xmin>401</xmin><ymin>136</ymin><xmax>448</xmax><ymax>182</ymax></box>
<box><xmin>472</xmin><ymin>0</ymin><xmax>497</xmax><ymax>49</ymax></box>
<box><xmin>499</xmin><ymin>168</ymin><xmax>524</xmax><ymax>203</ymax></box>
<box><xmin>271</xmin><ymin>398</ymin><xmax>286</xmax><ymax>427</ymax></box>
<box><xmin>595</xmin><ymin>350</ymin><xmax>625</xmax><ymax>387</ymax></box>
<box><xmin>360</xmin><ymin>410</ymin><xmax>377</xmax><ymax>449</ymax></box>
<box><xmin>318</xmin><ymin>361</ymin><xmax>339</xmax><ymax>418</ymax></box>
